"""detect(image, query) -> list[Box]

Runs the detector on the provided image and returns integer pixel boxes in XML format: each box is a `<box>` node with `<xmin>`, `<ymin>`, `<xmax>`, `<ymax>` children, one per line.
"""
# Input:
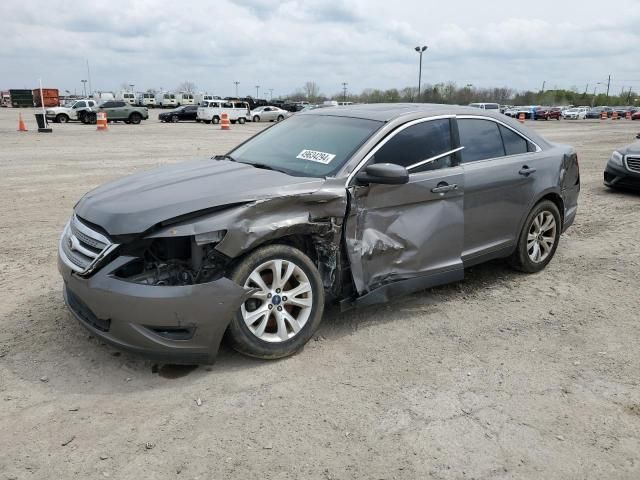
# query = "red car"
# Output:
<box><xmin>632</xmin><ymin>111</ymin><xmax>640</xmax><ymax>120</ymax></box>
<box><xmin>547</xmin><ymin>107</ymin><xmax>562</xmax><ymax>120</ymax></box>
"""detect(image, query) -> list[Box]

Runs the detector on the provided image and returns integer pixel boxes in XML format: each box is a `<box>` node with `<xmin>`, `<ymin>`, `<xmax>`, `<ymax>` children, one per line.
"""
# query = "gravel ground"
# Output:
<box><xmin>0</xmin><ymin>109</ymin><xmax>639</xmax><ymax>480</ymax></box>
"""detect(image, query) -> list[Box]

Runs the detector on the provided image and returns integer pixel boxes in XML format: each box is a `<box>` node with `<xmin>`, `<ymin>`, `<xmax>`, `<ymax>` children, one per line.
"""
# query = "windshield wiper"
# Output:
<box><xmin>213</xmin><ymin>154</ymin><xmax>237</xmax><ymax>162</ymax></box>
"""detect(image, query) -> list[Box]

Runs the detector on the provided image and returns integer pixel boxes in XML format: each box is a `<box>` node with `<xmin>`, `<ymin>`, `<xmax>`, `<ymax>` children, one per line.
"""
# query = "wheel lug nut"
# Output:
<box><xmin>276</xmin><ymin>288</ymin><xmax>281</xmax><ymax>293</ymax></box>
<box><xmin>277</xmin><ymin>306</ymin><xmax>282</xmax><ymax>311</ymax></box>
<box><xmin>267</xmin><ymin>293</ymin><xmax>272</xmax><ymax>298</ymax></box>
<box><xmin>282</xmin><ymin>296</ymin><xmax>287</xmax><ymax>301</ymax></box>
<box><xmin>268</xmin><ymin>304</ymin><xmax>273</xmax><ymax>310</ymax></box>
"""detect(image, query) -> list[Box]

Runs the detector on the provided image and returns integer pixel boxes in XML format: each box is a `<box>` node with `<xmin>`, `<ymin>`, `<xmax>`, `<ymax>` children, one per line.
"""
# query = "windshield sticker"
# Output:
<box><xmin>296</xmin><ymin>149</ymin><xmax>336</xmax><ymax>164</ymax></box>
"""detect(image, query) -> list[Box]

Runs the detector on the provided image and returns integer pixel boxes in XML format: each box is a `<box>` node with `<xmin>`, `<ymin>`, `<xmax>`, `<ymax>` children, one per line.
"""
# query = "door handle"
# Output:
<box><xmin>519</xmin><ymin>166</ymin><xmax>537</xmax><ymax>176</ymax></box>
<box><xmin>431</xmin><ymin>183</ymin><xmax>458</xmax><ymax>194</ymax></box>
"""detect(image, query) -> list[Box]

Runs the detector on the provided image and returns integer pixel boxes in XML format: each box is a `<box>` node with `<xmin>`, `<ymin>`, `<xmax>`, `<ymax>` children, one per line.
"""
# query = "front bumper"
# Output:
<box><xmin>604</xmin><ymin>160</ymin><xmax>640</xmax><ymax>190</ymax></box>
<box><xmin>58</xmin><ymin>255</ymin><xmax>250</xmax><ymax>364</ymax></box>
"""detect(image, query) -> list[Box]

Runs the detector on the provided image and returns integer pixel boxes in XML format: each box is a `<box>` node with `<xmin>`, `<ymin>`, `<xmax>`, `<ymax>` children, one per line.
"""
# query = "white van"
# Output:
<box><xmin>116</xmin><ymin>91</ymin><xmax>136</xmax><ymax>105</ymax></box>
<box><xmin>195</xmin><ymin>93</ymin><xmax>221</xmax><ymax>105</ymax></box>
<box><xmin>137</xmin><ymin>92</ymin><xmax>156</xmax><ymax>108</ymax></box>
<box><xmin>177</xmin><ymin>92</ymin><xmax>195</xmax><ymax>106</ymax></box>
<box><xmin>155</xmin><ymin>92</ymin><xmax>177</xmax><ymax>108</ymax></box>
<box><xmin>94</xmin><ymin>91</ymin><xmax>115</xmax><ymax>102</ymax></box>
<box><xmin>197</xmin><ymin>100</ymin><xmax>250</xmax><ymax>124</ymax></box>
<box><xmin>469</xmin><ymin>102</ymin><xmax>500</xmax><ymax>111</ymax></box>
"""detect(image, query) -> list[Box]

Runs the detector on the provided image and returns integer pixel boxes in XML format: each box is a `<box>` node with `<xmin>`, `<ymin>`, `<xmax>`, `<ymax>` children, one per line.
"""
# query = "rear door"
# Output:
<box><xmin>457</xmin><ymin>117</ymin><xmax>540</xmax><ymax>263</ymax></box>
<box><xmin>345</xmin><ymin>118</ymin><xmax>465</xmax><ymax>295</ymax></box>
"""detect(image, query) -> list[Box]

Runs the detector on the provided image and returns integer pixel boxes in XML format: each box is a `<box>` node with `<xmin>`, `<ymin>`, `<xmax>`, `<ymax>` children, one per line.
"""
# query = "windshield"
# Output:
<box><xmin>230</xmin><ymin>114</ymin><xmax>382</xmax><ymax>177</ymax></box>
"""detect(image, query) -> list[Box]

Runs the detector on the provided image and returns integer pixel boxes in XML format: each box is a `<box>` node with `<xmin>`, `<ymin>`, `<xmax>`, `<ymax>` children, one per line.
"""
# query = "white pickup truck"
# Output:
<box><xmin>46</xmin><ymin>99</ymin><xmax>98</xmax><ymax>123</ymax></box>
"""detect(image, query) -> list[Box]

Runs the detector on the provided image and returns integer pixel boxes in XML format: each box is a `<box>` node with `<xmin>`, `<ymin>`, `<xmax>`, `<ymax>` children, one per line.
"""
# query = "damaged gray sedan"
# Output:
<box><xmin>58</xmin><ymin>104</ymin><xmax>580</xmax><ymax>363</ymax></box>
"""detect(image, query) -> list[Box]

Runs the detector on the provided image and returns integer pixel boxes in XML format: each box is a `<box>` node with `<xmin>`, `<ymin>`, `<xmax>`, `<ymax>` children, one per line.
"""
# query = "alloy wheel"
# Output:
<box><xmin>241</xmin><ymin>259</ymin><xmax>313</xmax><ymax>343</ymax></box>
<box><xmin>527</xmin><ymin>211</ymin><xmax>557</xmax><ymax>263</ymax></box>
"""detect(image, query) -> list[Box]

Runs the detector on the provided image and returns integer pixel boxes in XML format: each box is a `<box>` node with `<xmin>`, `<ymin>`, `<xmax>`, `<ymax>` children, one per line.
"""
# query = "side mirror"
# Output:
<box><xmin>356</xmin><ymin>163</ymin><xmax>409</xmax><ymax>185</ymax></box>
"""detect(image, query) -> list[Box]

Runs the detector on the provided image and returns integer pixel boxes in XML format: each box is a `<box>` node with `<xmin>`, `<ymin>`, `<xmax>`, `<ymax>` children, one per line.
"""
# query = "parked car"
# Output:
<box><xmin>159</xmin><ymin>105</ymin><xmax>199</xmax><ymax>122</ymax></box>
<box><xmin>586</xmin><ymin>106</ymin><xmax>613</xmax><ymax>119</ymax></box>
<box><xmin>562</xmin><ymin>107</ymin><xmax>589</xmax><ymax>120</ymax></box>
<box><xmin>58</xmin><ymin>104</ymin><xmax>579</xmax><ymax>363</ymax></box>
<box><xmin>83</xmin><ymin>100</ymin><xmax>149</xmax><ymax>124</ymax></box>
<box><xmin>503</xmin><ymin>106</ymin><xmax>521</xmax><ymax>118</ymax></box>
<box><xmin>197</xmin><ymin>99</ymin><xmax>250</xmax><ymax>124</ymax></box>
<box><xmin>547</xmin><ymin>107</ymin><xmax>562</xmax><ymax>120</ymax></box>
<box><xmin>468</xmin><ymin>102</ymin><xmax>500</xmax><ymax>111</ymax></box>
<box><xmin>45</xmin><ymin>99</ymin><xmax>98</xmax><ymax>123</ymax></box>
<box><xmin>604</xmin><ymin>142</ymin><xmax>640</xmax><ymax>190</ymax></box>
<box><xmin>632</xmin><ymin>111</ymin><xmax>640</xmax><ymax>120</ymax></box>
<box><xmin>250</xmin><ymin>106</ymin><xmax>289</xmax><ymax>122</ymax></box>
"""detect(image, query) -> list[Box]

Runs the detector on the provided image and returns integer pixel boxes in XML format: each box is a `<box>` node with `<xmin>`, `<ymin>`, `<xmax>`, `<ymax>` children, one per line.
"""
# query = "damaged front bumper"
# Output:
<box><xmin>58</xmin><ymin>255</ymin><xmax>250</xmax><ymax>364</ymax></box>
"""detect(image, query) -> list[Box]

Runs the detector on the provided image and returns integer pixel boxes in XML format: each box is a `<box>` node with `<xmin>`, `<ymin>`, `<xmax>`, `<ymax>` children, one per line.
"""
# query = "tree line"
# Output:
<box><xmin>285</xmin><ymin>81</ymin><xmax>639</xmax><ymax>107</ymax></box>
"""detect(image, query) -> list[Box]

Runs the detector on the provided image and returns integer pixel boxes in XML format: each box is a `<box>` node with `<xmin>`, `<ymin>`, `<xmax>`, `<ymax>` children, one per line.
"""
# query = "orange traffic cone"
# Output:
<box><xmin>18</xmin><ymin>113</ymin><xmax>28</xmax><ymax>132</ymax></box>
<box><xmin>220</xmin><ymin>112</ymin><xmax>231</xmax><ymax>130</ymax></box>
<box><xmin>518</xmin><ymin>112</ymin><xmax>525</xmax><ymax>123</ymax></box>
<box><xmin>96</xmin><ymin>112</ymin><xmax>108</xmax><ymax>131</ymax></box>
<box><xmin>612</xmin><ymin>111</ymin><xmax>619</xmax><ymax>121</ymax></box>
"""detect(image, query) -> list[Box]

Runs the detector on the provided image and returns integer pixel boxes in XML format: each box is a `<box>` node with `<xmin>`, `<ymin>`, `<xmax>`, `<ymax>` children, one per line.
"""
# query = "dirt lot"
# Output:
<box><xmin>1</xmin><ymin>109</ymin><xmax>639</xmax><ymax>480</ymax></box>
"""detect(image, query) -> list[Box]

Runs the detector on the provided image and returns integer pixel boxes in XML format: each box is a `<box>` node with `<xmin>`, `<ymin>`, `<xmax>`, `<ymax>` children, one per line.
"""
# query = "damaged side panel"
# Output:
<box><xmin>344</xmin><ymin>167</ymin><xmax>466</xmax><ymax>296</ymax></box>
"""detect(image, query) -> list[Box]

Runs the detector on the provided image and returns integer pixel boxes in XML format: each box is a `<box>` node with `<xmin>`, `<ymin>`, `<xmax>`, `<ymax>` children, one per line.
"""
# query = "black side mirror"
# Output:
<box><xmin>356</xmin><ymin>163</ymin><xmax>409</xmax><ymax>185</ymax></box>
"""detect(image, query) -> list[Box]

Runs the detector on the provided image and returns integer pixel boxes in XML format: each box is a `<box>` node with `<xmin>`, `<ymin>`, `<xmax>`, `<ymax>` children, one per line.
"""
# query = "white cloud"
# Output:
<box><xmin>1</xmin><ymin>0</ymin><xmax>639</xmax><ymax>96</ymax></box>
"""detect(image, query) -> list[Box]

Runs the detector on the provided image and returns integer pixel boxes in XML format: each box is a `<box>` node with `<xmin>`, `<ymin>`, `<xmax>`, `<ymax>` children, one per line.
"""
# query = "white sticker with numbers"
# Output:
<box><xmin>296</xmin><ymin>149</ymin><xmax>336</xmax><ymax>164</ymax></box>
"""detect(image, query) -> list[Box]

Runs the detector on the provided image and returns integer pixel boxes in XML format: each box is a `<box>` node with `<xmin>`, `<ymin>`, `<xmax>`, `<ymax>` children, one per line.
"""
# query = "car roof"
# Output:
<box><xmin>302</xmin><ymin>103</ymin><xmax>505</xmax><ymax>122</ymax></box>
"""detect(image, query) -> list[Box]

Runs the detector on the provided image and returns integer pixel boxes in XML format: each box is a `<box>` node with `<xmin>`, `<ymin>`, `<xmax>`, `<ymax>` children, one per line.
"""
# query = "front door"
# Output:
<box><xmin>345</xmin><ymin>118</ymin><xmax>465</xmax><ymax>296</ymax></box>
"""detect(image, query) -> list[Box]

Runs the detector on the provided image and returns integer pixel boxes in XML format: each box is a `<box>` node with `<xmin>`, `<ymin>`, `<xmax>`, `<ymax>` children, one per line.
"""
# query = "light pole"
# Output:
<box><xmin>234</xmin><ymin>81</ymin><xmax>240</xmax><ymax>98</ymax></box>
<box><xmin>414</xmin><ymin>45</ymin><xmax>428</xmax><ymax>101</ymax></box>
<box><xmin>269</xmin><ymin>88</ymin><xmax>274</xmax><ymax>100</ymax></box>
<box><xmin>592</xmin><ymin>82</ymin><xmax>603</xmax><ymax>107</ymax></box>
<box><xmin>129</xmin><ymin>84</ymin><xmax>135</xmax><ymax>93</ymax></box>
<box><xmin>342</xmin><ymin>82</ymin><xmax>348</xmax><ymax>102</ymax></box>
<box><xmin>81</xmin><ymin>79</ymin><xmax>87</xmax><ymax>97</ymax></box>
<box><xmin>255</xmin><ymin>85</ymin><xmax>260</xmax><ymax>98</ymax></box>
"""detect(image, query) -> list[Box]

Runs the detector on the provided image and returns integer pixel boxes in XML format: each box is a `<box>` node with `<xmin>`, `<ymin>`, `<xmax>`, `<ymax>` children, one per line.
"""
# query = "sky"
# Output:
<box><xmin>2</xmin><ymin>0</ymin><xmax>640</xmax><ymax>99</ymax></box>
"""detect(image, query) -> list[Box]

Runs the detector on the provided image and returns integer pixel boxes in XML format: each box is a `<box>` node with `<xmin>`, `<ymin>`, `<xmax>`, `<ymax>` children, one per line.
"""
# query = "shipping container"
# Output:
<box><xmin>32</xmin><ymin>88</ymin><xmax>60</xmax><ymax>107</ymax></box>
<box><xmin>9</xmin><ymin>89</ymin><xmax>33</xmax><ymax>108</ymax></box>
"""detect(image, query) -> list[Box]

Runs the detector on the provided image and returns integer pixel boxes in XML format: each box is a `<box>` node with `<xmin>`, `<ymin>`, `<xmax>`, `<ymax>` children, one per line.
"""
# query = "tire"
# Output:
<box><xmin>227</xmin><ymin>244</ymin><xmax>325</xmax><ymax>359</ymax></box>
<box><xmin>171</xmin><ymin>115</ymin><xmax>179</xmax><ymax>123</ymax></box>
<box><xmin>277</xmin><ymin>115</ymin><xmax>284</xmax><ymax>121</ymax></box>
<box><xmin>238</xmin><ymin>117</ymin><xmax>246</xmax><ymax>124</ymax></box>
<box><xmin>212</xmin><ymin>116</ymin><xmax>220</xmax><ymax>124</ymax></box>
<box><xmin>129</xmin><ymin>113</ymin><xmax>142</xmax><ymax>125</ymax></box>
<box><xmin>56</xmin><ymin>114</ymin><xmax>69</xmax><ymax>123</ymax></box>
<box><xmin>509</xmin><ymin>200</ymin><xmax>561</xmax><ymax>273</ymax></box>
<box><xmin>87</xmin><ymin>113</ymin><xmax>97</xmax><ymax>125</ymax></box>
<box><xmin>195</xmin><ymin>119</ymin><xmax>201</xmax><ymax>123</ymax></box>
<box><xmin>253</xmin><ymin>115</ymin><xmax>260</xmax><ymax>122</ymax></box>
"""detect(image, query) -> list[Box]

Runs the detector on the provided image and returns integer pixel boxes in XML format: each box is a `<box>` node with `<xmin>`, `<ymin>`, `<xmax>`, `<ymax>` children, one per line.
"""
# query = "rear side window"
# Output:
<box><xmin>372</xmin><ymin>119</ymin><xmax>453</xmax><ymax>173</ymax></box>
<box><xmin>458</xmin><ymin>119</ymin><xmax>505</xmax><ymax>163</ymax></box>
<box><xmin>499</xmin><ymin>125</ymin><xmax>530</xmax><ymax>156</ymax></box>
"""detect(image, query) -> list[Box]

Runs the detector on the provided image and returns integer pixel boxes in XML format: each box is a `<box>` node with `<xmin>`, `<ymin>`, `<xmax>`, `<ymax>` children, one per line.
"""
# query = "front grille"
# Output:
<box><xmin>59</xmin><ymin>215</ymin><xmax>117</xmax><ymax>275</ymax></box>
<box><xmin>65</xmin><ymin>287</ymin><xmax>111</xmax><ymax>332</ymax></box>
<box><xmin>626</xmin><ymin>156</ymin><xmax>640</xmax><ymax>173</ymax></box>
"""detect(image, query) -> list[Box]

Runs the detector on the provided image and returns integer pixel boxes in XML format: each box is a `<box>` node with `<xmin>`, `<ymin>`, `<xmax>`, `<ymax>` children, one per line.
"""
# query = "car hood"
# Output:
<box><xmin>74</xmin><ymin>159</ymin><xmax>325</xmax><ymax>237</ymax></box>
<box><xmin>620</xmin><ymin>142</ymin><xmax>640</xmax><ymax>156</ymax></box>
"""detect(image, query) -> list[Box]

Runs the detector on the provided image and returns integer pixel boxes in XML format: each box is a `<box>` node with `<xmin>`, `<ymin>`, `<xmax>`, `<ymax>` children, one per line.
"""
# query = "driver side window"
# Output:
<box><xmin>372</xmin><ymin>119</ymin><xmax>454</xmax><ymax>173</ymax></box>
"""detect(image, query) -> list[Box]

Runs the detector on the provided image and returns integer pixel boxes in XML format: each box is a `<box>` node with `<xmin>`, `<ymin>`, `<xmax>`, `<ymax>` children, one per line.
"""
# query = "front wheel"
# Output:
<box><xmin>227</xmin><ymin>244</ymin><xmax>325</xmax><ymax>359</ymax></box>
<box><xmin>212</xmin><ymin>116</ymin><xmax>220</xmax><ymax>124</ymax></box>
<box><xmin>238</xmin><ymin>117</ymin><xmax>246</xmax><ymax>124</ymax></box>
<box><xmin>56</xmin><ymin>114</ymin><xmax>69</xmax><ymax>123</ymax></box>
<box><xmin>509</xmin><ymin>200</ymin><xmax>561</xmax><ymax>273</ymax></box>
<box><xmin>171</xmin><ymin>115</ymin><xmax>179</xmax><ymax>123</ymax></box>
<box><xmin>253</xmin><ymin>115</ymin><xmax>260</xmax><ymax>122</ymax></box>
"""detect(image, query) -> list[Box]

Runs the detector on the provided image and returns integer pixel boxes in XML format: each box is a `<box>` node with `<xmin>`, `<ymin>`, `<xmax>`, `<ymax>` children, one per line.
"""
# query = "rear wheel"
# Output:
<box><xmin>238</xmin><ymin>117</ymin><xmax>246</xmax><ymax>124</ymax></box>
<box><xmin>227</xmin><ymin>244</ymin><xmax>325</xmax><ymax>359</ymax></box>
<box><xmin>509</xmin><ymin>200</ymin><xmax>561</xmax><ymax>273</ymax></box>
<box><xmin>277</xmin><ymin>115</ymin><xmax>284</xmax><ymax>121</ymax></box>
<box><xmin>212</xmin><ymin>116</ymin><xmax>220</xmax><ymax>124</ymax></box>
<box><xmin>129</xmin><ymin>112</ymin><xmax>142</xmax><ymax>124</ymax></box>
